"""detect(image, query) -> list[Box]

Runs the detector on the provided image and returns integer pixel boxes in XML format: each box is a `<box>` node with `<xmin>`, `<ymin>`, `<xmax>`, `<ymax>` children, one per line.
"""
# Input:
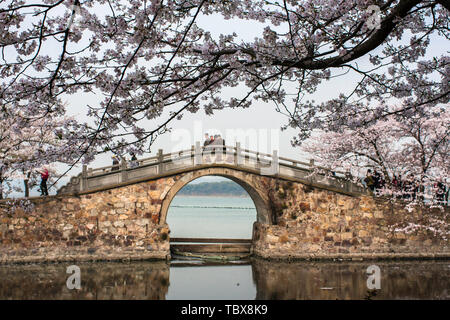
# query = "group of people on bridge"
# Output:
<box><xmin>109</xmin><ymin>133</ymin><xmax>228</xmax><ymax>172</ymax></box>
<box><xmin>203</xmin><ymin>133</ymin><xmax>226</xmax><ymax>149</ymax></box>
<box><xmin>364</xmin><ymin>169</ymin><xmax>449</xmax><ymax>205</ymax></box>
<box><xmin>111</xmin><ymin>153</ymin><xmax>138</xmax><ymax>172</ymax></box>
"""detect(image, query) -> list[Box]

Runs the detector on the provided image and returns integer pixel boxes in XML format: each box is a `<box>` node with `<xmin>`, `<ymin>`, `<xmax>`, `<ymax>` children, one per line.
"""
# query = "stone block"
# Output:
<box><xmin>341</xmin><ymin>240</ymin><xmax>352</xmax><ymax>247</ymax></box>
<box><xmin>279</xmin><ymin>234</ymin><xmax>289</xmax><ymax>243</ymax></box>
<box><xmin>395</xmin><ymin>233</ymin><xmax>406</xmax><ymax>239</ymax></box>
<box><xmin>113</xmin><ymin>221</ymin><xmax>125</xmax><ymax>228</ymax></box>
<box><xmin>374</xmin><ymin>211</ymin><xmax>384</xmax><ymax>218</ymax></box>
<box><xmin>100</xmin><ymin>221</ymin><xmax>111</xmax><ymax>228</ymax></box>
<box><xmin>358</xmin><ymin>230</ymin><xmax>369</xmax><ymax>237</ymax></box>
<box><xmin>299</xmin><ymin>202</ymin><xmax>310</xmax><ymax>212</ymax></box>
<box><xmin>363</xmin><ymin>212</ymin><xmax>373</xmax><ymax>218</ymax></box>
<box><xmin>341</xmin><ymin>232</ymin><xmax>353</xmax><ymax>240</ymax></box>
<box><xmin>148</xmin><ymin>190</ymin><xmax>160</xmax><ymax>199</ymax></box>
<box><xmin>136</xmin><ymin>219</ymin><xmax>150</xmax><ymax>226</ymax></box>
<box><xmin>266</xmin><ymin>234</ymin><xmax>278</xmax><ymax>243</ymax></box>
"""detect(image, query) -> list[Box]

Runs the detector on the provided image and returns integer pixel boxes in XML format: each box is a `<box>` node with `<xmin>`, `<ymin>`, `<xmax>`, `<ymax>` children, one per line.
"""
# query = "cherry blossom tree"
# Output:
<box><xmin>0</xmin><ymin>104</ymin><xmax>86</xmax><ymax>198</ymax></box>
<box><xmin>0</xmin><ymin>0</ymin><xmax>448</xmax><ymax>180</ymax></box>
<box><xmin>301</xmin><ymin>106</ymin><xmax>449</xmax><ymax>203</ymax></box>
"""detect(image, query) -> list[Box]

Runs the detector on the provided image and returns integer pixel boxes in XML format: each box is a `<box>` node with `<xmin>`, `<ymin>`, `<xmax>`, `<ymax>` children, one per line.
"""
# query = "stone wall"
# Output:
<box><xmin>252</xmin><ymin>181</ymin><xmax>450</xmax><ymax>260</ymax></box>
<box><xmin>1</xmin><ymin>167</ymin><xmax>449</xmax><ymax>264</ymax></box>
<box><xmin>0</xmin><ymin>177</ymin><xmax>177</xmax><ymax>264</ymax></box>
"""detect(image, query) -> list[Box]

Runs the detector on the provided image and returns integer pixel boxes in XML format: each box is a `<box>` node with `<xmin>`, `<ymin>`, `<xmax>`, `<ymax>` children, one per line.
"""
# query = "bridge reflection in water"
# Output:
<box><xmin>0</xmin><ymin>259</ymin><xmax>448</xmax><ymax>300</ymax></box>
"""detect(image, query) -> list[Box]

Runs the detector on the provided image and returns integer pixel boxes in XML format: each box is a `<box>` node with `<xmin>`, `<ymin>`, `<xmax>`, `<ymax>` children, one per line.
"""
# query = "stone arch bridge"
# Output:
<box><xmin>58</xmin><ymin>142</ymin><xmax>366</xmax><ymax>226</ymax></box>
<box><xmin>0</xmin><ymin>143</ymin><xmax>448</xmax><ymax>263</ymax></box>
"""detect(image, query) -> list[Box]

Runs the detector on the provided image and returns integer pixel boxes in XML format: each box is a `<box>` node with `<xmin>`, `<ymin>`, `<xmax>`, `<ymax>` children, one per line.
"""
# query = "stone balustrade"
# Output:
<box><xmin>58</xmin><ymin>142</ymin><xmax>366</xmax><ymax>196</ymax></box>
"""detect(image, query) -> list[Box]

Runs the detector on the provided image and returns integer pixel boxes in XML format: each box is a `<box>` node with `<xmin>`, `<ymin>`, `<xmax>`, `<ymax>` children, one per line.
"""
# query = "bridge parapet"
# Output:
<box><xmin>57</xmin><ymin>142</ymin><xmax>366</xmax><ymax>195</ymax></box>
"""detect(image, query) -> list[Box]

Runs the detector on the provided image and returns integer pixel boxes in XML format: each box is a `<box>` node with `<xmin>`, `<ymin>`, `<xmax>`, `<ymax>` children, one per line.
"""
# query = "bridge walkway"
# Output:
<box><xmin>58</xmin><ymin>142</ymin><xmax>366</xmax><ymax>196</ymax></box>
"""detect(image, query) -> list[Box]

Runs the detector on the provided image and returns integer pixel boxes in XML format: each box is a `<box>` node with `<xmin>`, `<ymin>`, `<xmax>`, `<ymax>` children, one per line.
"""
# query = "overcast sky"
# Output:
<box><xmin>13</xmin><ymin>5</ymin><xmax>447</xmax><ymax>196</ymax></box>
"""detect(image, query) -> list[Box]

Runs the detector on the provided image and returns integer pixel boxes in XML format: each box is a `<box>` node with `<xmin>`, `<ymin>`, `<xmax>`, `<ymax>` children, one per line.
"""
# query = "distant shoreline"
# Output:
<box><xmin>176</xmin><ymin>194</ymin><xmax>250</xmax><ymax>198</ymax></box>
<box><xmin>176</xmin><ymin>181</ymin><xmax>249</xmax><ymax>198</ymax></box>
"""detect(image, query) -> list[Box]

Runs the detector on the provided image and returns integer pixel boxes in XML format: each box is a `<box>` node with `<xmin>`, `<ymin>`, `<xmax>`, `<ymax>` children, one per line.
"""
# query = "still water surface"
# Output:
<box><xmin>0</xmin><ymin>259</ymin><xmax>449</xmax><ymax>299</ymax></box>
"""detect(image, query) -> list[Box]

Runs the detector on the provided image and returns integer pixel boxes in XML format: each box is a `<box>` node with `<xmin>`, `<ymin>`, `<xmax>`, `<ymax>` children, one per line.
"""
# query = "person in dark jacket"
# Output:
<box><xmin>203</xmin><ymin>133</ymin><xmax>210</xmax><ymax>147</ymax></box>
<box><xmin>364</xmin><ymin>169</ymin><xmax>375</xmax><ymax>192</ymax></box>
<box><xmin>435</xmin><ymin>180</ymin><xmax>446</xmax><ymax>205</ymax></box>
<box><xmin>111</xmin><ymin>156</ymin><xmax>120</xmax><ymax>171</ymax></box>
<box><xmin>373</xmin><ymin>170</ymin><xmax>381</xmax><ymax>192</ymax></box>
<box><xmin>445</xmin><ymin>184</ymin><xmax>449</xmax><ymax>206</ymax></box>
<box><xmin>130</xmin><ymin>152</ymin><xmax>138</xmax><ymax>168</ymax></box>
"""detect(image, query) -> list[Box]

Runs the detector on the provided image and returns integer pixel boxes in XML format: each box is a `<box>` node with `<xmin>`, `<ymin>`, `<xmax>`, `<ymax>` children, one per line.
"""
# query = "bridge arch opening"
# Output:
<box><xmin>160</xmin><ymin>168</ymin><xmax>272</xmax><ymax>241</ymax></box>
<box><xmin>165</xmin><ymin>176</ymin><xmax>256</xmax><ymax>239</ymax></box>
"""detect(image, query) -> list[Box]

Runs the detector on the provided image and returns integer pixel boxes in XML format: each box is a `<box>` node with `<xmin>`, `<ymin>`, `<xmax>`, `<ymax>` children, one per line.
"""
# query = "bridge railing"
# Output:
<box><xmin>57</xmin><ymin>142</ymin><xmax>366</xmax><ymax>195</ymax></box>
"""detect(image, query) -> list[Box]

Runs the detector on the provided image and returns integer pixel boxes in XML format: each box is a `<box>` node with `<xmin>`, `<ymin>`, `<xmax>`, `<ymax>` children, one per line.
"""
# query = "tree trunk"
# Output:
<box><xmin>24</xmin><ymin>179</ymin><xmax>29</xmax><ymax>198</ymax></box>
<box><xmin>24</xmin><ymin>171</ymin><xmax>31</xmax><ymax>198</ymax></box>
<box><xmin>0</xmin><ymin>168</ymin><xmax>3</xmax><ymax>200</ymax></box>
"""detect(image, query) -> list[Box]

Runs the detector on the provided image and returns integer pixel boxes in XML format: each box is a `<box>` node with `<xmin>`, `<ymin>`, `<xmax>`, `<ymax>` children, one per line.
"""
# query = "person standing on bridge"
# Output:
<box><xmin>111</xmin><ymin>156</ymin><xmax>120</xmax><ymax>171</ymax></box>
<box><xmin>435</xmin><ymin>179</ymin><xmax>446</xmax><ymax>205</ymax></box>
<box><xmin>364</xmin><ymin>169</ymin><xmax>375</xmax><ymax>192</ymax></box>
<box><xmin>129</xmin><ymin>152</ymin><xmax>138</xmax><ymax>168</ymax></box>
<box><xmin>211</xmin><ymin>134</ymin><xmax>224</xmax><ymax>161</ymax></box>
<box><xmin>207</xmin><ymin>135</ymin><xmax>215</xmax><ymax>149</ymax></box>
<box><xmin>203</xmin><ymin>133</ymin><xmax>211</xmax><ymax>147</ymax></box>
<box><xmin>38</xmin><ymin>167</ymin><xmax>49</xmax><ymax>196</ymax></box>
<box><xmin>373</xmin><ymin>170</ymin><xmax>382</xmax><ymax>194</ymax></box>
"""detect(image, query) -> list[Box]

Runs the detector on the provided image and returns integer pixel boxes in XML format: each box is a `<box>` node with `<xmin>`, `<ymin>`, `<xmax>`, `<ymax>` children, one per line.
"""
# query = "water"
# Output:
<box><xmin>166</xmin><ymin>196</ymin><xmax>257</xmax><ymax>239</ymax></box>
<box><xmin>0</xmin><ymin>260</ymin><xmax>449</xmax><ymax>299</ymax></box>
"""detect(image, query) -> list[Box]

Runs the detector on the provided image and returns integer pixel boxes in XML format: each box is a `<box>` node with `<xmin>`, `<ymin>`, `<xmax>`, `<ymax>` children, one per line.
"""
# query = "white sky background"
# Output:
<box><xmin>11</xmin><ymin>4</ymin><xmax>448</xmax><ymax>196</ymax></box>
<box><xmin>53</xmin><ymin>14</ymin><xmax>350</xmax><ymax>185</ymax></box>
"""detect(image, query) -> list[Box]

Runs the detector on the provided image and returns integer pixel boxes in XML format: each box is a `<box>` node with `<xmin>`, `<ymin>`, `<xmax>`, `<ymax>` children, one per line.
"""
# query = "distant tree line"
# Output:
<box><xmin>178</xmin><ymin>181</ymin><xmax>247</xmax><ymax>196</ymax></box>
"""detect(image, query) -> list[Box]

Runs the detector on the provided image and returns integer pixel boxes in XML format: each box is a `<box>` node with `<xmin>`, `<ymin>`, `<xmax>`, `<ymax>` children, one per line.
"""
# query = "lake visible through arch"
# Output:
<box><xmin>166</xmin><ymin>196</ymin><xmax>257</xmax><ymax>239</ymax></box>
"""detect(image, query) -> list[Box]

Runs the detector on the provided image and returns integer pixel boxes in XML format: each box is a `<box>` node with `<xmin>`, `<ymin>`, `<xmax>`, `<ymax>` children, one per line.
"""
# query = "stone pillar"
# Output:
<box><xmin>255</xmin><ymin>152</ymin><xmax>260</xmax><ymax>170</ymax></box>
<box><xmin>309</xmin><ymin>159</ymin><xmax>315</xmax><ymax>183</ymax></box>
<box><xmin>261</xmin><ymin>150</ymin><xmax>279</xmax><ymax>176</ymax></box>
<box><xmin>345</xmin><ymin>171</ymin><xmax>353</xmax><ymax>192</ymax></box>
<box><xmin>120</xmin><ymin>158</ymin><xmax>127</xmax><ymax>183</ymax></box>
<box><xmin>194</xmin><ymin>141</ymin><xmax>202</xmax><ymax>166</ymax></box>
<box><xmin>157</xmin><ymin>149</ymin><xmax>164</xmax><ymax>174</ymax></box>
<box><xmin>235</xmin><ymin>142</ymin><xmax>243</xmax><ymax>166</ymax></box>
<box><xmin>80</xmin><ymin>165</ymin><xmax>88</xmax><ymax>191</ymax></box>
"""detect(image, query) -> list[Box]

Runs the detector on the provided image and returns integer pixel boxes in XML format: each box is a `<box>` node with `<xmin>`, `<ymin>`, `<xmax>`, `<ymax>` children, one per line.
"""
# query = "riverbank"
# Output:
<box><xmin>2</xmin><ymin>245</ymin><xmax>450</xmax><ymax>265</ymax></box>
